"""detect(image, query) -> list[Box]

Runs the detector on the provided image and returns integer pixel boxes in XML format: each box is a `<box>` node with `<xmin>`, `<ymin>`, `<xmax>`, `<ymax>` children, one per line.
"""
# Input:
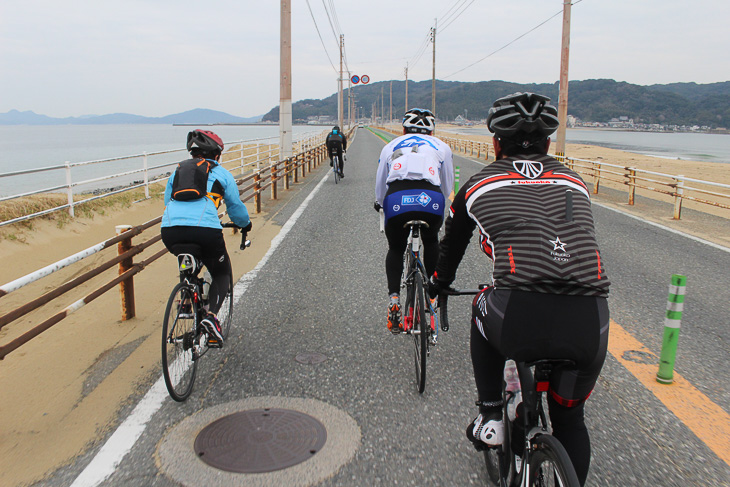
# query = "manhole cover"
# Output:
<box><xmin>295</xmin><ymin>352</ymin><xmax>327</xmax><ymax>365</ymax></box>
<box><xmin>194</xmin><ymin>408</ymin><xmax>327</xmax><ymax>473</ymax></box>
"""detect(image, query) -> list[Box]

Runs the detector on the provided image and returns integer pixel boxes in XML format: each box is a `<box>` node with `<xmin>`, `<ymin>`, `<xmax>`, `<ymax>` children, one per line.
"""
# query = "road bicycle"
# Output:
<box><xmin>330</xmin><ymin>149</ymin><xmax>341</xmax><ymax>184</ymax></box>
<box><xmin>399</xmin><ymin>220</ymin><xmax>440</xmax><ymax>394</ymax></box>
<box><xmin>439</xmin><ymin>289</ymin><xmax>581</xmax><ymax>487</ymax></box>
<box><xmin>161</xmin><ymin>223</ymin><xmax>250</xmax><ymax>402</ymax></box>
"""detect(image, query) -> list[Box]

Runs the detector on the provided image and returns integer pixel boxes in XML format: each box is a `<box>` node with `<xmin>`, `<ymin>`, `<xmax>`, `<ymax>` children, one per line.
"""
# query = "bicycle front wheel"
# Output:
<box><xmin>528</xmin><ymin>434</ymin><xmax>580</xmax><ymax>487</ymax></box>
<box><xmin>162</xmin><ymin>283</ymin><xmax>199</xmax><ymax>402</ymax></box>
<box><xmin>412</xmin><ymin>272</ymin><xmax>428</xmax><ymax>393</ymax></box>
<box><xmin>219</xmin><ymin>274</ymin><xmax>234</xmax><ymax>340</ymax></box>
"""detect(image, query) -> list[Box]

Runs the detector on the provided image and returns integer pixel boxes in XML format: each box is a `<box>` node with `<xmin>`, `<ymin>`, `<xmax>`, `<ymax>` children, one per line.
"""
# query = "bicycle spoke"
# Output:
<box><xmin>162</xmin><ymin>284</ymin><xmax>198</xmax><ymax>401</ymax></box>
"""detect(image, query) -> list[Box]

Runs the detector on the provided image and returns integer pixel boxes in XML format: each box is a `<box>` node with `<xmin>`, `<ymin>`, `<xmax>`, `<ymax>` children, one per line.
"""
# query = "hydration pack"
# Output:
<box><xmin>171</xmin><ymin>158</ymin><xmax>213</xmax><ymax>201</ymax></box>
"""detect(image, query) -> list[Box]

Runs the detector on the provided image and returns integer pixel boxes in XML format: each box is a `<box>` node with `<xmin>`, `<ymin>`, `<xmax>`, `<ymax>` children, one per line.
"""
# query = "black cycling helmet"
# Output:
<box><xmin>187</xmin><ymin>129</ymin><xmax>224</xmax><ymax>153</ymax></box>
<box><xmin>487</xmin><ymin>92</ymin><xmax>559</xmax><ymax>139</ymax></box>
<box><xmin>332</xmin><ymin>125</ymin><xmax>340</xmax><ymax>133</ymax></box>
<box><xmin>402</xmin><ymin>108</ymin><xmax>435</xmax><ymax>134</ymax></box>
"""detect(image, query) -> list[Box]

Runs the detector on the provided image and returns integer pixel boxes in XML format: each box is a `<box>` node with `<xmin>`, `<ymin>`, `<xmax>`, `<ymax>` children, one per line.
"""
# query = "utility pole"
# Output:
<box><xmin>389</xmin><ymin>81</ymin><xmax>392</xmax><ymax>124</ymax></box>
<box><xmin>404</xmin><ymin>63</ymin><xmax>409</xmax><ymax>113</ymax></box>
<box><xmin>556</xmin><ymin>0</ymin><xmax>572</xmax><ymax>157</ymax></box>
<box><xmin>431</xmin><ymin>20</ymin><xmax>436</xmax><ymax>114</ymax></box>
<box><xmin>381</xmin><ymin>85</ymin><xmax>384</xmax><ymax>126</ymax></box>
<box><xmin>338</xmin><ymin>34</ymin><xmax>344</xmax><ymax>129</ymax></box>
<box><xmin>279</xmin><ymin>0</ymin><xmax>292</xmax><ymax>159</ymax></box>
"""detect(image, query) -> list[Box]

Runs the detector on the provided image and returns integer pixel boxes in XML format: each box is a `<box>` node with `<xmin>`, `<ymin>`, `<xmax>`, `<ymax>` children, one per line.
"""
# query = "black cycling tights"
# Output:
<box><xmin>161</xmin><ymin>226</ymin><xmax>232</xmax><ymax>315</ymax></box>
<box><xmin>384</xmin><ymin>214</ymin><xmax>441</xmax><ymax>295</ymax></box>
<box><xmin>548</xmin><ymin>397</ymin><xmax>591</xmax><ymax>486</ymax></box>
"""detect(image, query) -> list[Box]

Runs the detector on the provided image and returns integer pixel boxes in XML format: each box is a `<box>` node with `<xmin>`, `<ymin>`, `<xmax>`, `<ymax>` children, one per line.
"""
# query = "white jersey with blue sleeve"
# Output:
<box><xmin>375</xmin><ymin>133</ymin><xmax>454</xmax><ymax>205</ymax></box>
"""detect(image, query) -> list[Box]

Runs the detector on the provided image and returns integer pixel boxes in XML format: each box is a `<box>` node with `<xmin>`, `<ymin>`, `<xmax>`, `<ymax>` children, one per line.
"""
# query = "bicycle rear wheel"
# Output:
<box><xmin>162</xmin><ymin>283</ymin><xmax>199</xmax><ymax>402</ymax></box>
<box><xmin>219</xmin><ymin>274</ymin><xmax>234</xmax><ymax>339</ymax></box>
<box><xmin>412</xmin><ymin>272</ymin><xmax>428</xmax><ymax>393</ymax></box>
<box><xmin>333</xmin><ymin>156</ymin><xmax>340</xmax><ymax>184</ymax></box>
<box><xmin>528</xmin><ymin>434</ymin><xmax>580</xmax><ymax>487</ymax></box>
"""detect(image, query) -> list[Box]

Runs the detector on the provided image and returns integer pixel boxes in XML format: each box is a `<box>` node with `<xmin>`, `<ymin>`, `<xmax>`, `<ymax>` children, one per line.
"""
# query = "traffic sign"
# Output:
<box><xmin>361</xmin><ymin>75</ymin><xmax>370</xmax><ymax>84</ymax></box>
<box><xmin>351</xmin><ymin>75</ymin><xmax>360</xmax><ymax>84</ymax></box>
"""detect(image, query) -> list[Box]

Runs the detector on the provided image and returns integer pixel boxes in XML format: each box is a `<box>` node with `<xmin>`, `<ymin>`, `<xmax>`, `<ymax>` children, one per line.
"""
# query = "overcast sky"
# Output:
<box><xmin>2</xmin><ymin>0</ymin><xmax>729</xmax><ymax>118</ymax></box>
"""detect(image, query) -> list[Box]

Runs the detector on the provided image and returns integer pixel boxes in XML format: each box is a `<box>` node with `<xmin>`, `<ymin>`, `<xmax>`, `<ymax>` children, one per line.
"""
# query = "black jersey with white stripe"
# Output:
<box><xmin>435</xmin><ymin>154</ymin><xmax>609</xmax><ymax>297</ymax></box>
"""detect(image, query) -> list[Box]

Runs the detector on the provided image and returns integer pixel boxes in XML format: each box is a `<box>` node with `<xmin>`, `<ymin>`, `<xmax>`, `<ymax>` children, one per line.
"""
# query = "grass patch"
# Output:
<box><xmin>0</xmin><ymin>184</ymin><xmax>165</xmax><ymax>241</ymax></box>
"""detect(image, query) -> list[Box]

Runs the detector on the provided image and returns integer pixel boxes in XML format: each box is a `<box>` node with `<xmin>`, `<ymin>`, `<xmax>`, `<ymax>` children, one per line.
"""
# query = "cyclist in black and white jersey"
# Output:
<box><xmin>375</xmin><ymin>108</ymin><xmax>454</xmax><ymax>333</ymax></box>
<box><xmin>429</xmin><ymin>93</ymin><xmax>610</xmax><ymax>486</ymax></box>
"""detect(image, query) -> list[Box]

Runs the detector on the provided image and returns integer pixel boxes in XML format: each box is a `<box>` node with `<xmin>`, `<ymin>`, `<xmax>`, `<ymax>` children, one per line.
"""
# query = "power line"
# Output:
<box><xmin>321</xmin><ymin>0</ymin><xmax>340</xmax><ymax>44</ymax></box>
<box><xmin>438</xmin><ymin>0</ymin><xmax>467</xmax><ymax>22</ymax></box>
<box><xmin>444</xmin><ymin>8</ymin><xmax>565</xmax><ymax>79</ymax></box>
<box><xmin>305</xmin><ymin>0</ymin><xmax>338</xmax><ymax>73</ymax></box>
<box><xmin>408</xmin><ymin>30</ymin><xmax>432</xmax><ymax>68</ymax></box>
<box><xmin>439</xmin><ymin>0</ymin><xmax>476</xmax><ymax>33</ymax></box>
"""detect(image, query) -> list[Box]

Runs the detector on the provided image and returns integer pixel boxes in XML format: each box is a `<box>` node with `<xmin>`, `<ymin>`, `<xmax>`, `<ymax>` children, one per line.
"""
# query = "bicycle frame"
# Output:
<box><xmin>174</xmin><ymin>257</ymin><xmax>211</xmax><ymax>361</ymax></box>
<box><xmin>402</xmin><ymin>222</ymin><xmax>437</xmax><ymax>341</ymax></box>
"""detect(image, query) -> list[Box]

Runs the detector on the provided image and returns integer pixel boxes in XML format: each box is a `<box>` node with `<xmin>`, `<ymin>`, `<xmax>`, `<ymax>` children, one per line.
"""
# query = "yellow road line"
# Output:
<box><xmin>608</xmin><ymin>319</ymin><xmax>730</xmax><ymax>466</ymax></box>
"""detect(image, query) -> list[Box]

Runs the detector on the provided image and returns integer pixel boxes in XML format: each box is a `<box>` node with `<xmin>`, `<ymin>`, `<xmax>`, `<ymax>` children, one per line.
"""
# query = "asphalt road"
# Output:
<box><xmin>46</xmin><ymin>128</ymin><xmax>730</xmax><ymax>486</ymax></box>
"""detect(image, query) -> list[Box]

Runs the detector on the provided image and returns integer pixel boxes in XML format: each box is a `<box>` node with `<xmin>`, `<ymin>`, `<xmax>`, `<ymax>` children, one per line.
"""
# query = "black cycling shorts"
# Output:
<box><xmin>472</xmin><ymin>287</ymin><xmax>609</xmax><ymax>405</ymax></box>
<box><xmin>160</xmin><ymin>226</ymin><xmax>231</xmax><ymax>278</ymax></box>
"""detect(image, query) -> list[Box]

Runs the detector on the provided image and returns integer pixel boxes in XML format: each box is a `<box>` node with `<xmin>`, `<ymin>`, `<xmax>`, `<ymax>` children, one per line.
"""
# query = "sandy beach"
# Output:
<box><xmin>1</xmin><ymin>131</ymin><xmax>729</xmax><ymax>486</ymax></box>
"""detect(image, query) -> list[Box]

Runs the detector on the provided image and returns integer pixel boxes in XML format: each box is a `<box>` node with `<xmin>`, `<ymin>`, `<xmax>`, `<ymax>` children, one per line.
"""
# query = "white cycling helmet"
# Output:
<box><xmin>402</xmin><ymin>108</ymin><xmax>435</xmax><ymax>134</ymax></box>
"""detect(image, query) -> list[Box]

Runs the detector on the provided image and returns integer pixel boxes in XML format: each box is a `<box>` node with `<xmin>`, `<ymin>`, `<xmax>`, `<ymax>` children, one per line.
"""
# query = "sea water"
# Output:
<box><xmin>442</xmin><ymin>127</ymin><xmax>730</xmax><ymax>165</ymax></box>
<box><xmin>0</xmin><ymin>124</ymin><xmax>324</xmax><ymax>196</ymax></box>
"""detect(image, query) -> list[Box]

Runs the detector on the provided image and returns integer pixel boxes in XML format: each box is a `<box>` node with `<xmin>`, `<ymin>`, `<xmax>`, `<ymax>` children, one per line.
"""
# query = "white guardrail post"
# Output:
<box><xmin>65</xmin><ymin>161</ymin><xmax>74</xmax><ymax>218</ymax></box>
<box><xmin>143</xmin><ymin>152</ymin><xmax>149</xmax><ymax>199</ymax></box>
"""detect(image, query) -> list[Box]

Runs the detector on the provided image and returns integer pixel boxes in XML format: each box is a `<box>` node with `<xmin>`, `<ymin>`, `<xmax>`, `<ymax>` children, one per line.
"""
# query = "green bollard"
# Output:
<box><xmin>455</xmin><ymin>166</ymin><xmax>460</xmax><ymax>194</ymax></box>
<box><xmin>656</xmin><ymin>274</ymin><xmax>687</xmax><ymax>384</ymax></box>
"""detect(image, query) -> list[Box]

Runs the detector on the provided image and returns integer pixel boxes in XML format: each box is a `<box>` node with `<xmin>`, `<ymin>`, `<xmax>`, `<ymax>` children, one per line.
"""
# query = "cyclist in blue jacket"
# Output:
<box><xmin>161</xmin><ymin>130</ymin><xmax>251</xmax><ymax>345</ymax></box>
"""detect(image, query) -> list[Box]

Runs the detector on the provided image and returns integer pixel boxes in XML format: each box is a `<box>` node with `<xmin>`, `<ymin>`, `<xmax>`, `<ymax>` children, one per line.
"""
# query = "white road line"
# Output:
<box><xmin>593</xmin><ymin>201</ymin><xmax>730</xmax><ymax>254</ymax></box>
<box><xmin>71</xmin><ymin>171</ymin><xmax>331</xmax><ymax>487</ymax></box>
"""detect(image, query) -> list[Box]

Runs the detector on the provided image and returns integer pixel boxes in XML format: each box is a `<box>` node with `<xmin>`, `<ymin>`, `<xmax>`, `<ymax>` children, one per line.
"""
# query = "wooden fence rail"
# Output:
<box><xmin>0</xmin><ymin>129</ymin><xmax>348</xmax><ymax>360</ymax></box>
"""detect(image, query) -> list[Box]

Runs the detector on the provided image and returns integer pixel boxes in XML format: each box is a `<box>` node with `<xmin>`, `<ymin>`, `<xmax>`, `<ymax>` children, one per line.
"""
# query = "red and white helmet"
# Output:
<box><xmin>187</xmin><ymin>129</ymin><xmax>224</xmax><ymax>153</ymax></box>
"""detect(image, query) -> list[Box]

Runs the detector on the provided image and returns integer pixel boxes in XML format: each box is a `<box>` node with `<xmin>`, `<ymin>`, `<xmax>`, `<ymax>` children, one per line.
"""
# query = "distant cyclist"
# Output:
<box><xmin>429</xmin><ymin>93</ymin><xmax>609</xmax><ymax>485</ymax></box>
<box><xmin>326</xmin><ymin>125</ymin><xmax>347</xmax><ymax>178</ymax></box>
<box><xmin>375</xmin><ymin>108</ymin><xmax>454</xmax><ymax>333</ymax></box>
<box><xmin>161</xmin><ymin>129</ymin><xmax>252</xmax><ymax>346</ymax></box>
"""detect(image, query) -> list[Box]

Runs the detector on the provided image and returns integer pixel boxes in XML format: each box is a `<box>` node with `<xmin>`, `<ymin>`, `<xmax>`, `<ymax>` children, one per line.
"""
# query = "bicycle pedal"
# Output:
<box><xmin>207</xmin><ymin>337</ymin><xmax>223</xmax><ymax>348</ymax></box>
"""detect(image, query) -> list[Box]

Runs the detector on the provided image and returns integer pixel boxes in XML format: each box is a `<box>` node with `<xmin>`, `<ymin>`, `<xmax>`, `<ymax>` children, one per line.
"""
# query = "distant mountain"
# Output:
<box><xmin>262</xmin><ymin>79</ymin><xmax>730</xmax><ymax>128</ymax></box>
<box><xmin>0</xmin><ymin>108</ymin><xmax>263</xmax><ymax>125</ymax></box>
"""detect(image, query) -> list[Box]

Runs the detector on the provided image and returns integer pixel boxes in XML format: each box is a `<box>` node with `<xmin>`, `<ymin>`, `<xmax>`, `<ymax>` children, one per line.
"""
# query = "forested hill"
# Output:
<box><xmin>262</xmin><ymin>79</ymin><xmax>730</xmax><ymax>128</ymax></box>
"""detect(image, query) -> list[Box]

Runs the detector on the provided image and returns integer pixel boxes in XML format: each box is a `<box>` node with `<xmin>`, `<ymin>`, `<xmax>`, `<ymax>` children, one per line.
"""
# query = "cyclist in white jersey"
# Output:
<box><xmin>374</xmin><ymin>108</ymin><xmax>454</xmax><ymax>333</ymax></box>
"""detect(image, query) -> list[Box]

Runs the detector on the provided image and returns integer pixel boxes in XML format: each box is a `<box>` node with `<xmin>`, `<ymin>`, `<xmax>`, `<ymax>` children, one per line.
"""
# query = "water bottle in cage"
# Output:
<box><xmin>504</xmin><ymin>359</ymin><xmax>522</xmax><ymax>421</ymax></box>
<box><xmin>201</xmin><ymin>271</ymin><xmax>212</xmax><ymax>300</ymax></box>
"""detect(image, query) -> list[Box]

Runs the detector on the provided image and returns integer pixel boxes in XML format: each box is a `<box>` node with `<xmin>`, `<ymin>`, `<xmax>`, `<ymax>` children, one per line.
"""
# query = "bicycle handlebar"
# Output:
<box><xmin>222</xmin><ymin>222</ymin><xmax>251</xmax><ymax>251</ymax></box>
<box><xmin>438</xmin><ymin>286</ymin><xmax>484</xmax><ymax>332</ymax></box>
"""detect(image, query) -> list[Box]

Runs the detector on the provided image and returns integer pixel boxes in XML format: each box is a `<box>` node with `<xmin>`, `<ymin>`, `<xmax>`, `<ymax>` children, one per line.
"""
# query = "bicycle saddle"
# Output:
<box><xmin>404</xmin><ymin>220</ymin><xmax>430</xmax><ymax>229</ymax></box>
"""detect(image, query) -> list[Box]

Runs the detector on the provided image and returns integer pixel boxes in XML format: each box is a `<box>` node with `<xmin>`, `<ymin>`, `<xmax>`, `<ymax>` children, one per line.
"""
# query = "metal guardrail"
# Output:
<box><xmin>436</xmin><ymin>131</ymin><xmax>730</xmax><ymax>221</ymax></box>
<box><xmin>0</xmin><ymin>128</ymin><xmax>354</xmax><ymax>360</ymax></box>
<box><xmin>0</xmin><ymin>131</ymin><xmax>325</xmax><ymax>228</ymax></box>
